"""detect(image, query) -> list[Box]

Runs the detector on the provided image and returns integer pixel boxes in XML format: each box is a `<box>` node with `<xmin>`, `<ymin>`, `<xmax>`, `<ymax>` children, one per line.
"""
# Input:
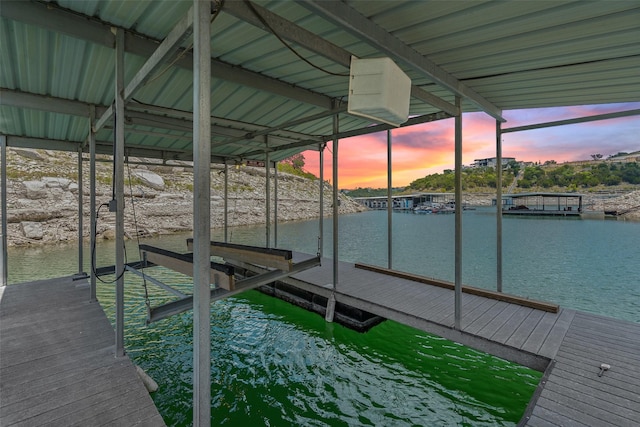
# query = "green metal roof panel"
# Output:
<box><xmin>2</xmin><ymin>0</ymin><xmax>639</xmax><ymax>162</ymax></box>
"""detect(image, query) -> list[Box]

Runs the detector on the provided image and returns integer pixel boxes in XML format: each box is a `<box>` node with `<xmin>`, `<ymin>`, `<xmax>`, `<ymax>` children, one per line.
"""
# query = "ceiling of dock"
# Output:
<box><xmin>1</xmin><ymin>0</ymin><xmax>639</xmax><ymax>163</ymax></box>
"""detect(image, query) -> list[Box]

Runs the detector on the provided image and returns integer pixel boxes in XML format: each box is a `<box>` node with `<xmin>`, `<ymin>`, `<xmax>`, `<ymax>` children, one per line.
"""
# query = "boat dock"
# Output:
<box><xmin>2</xmin><ymin>261</ymin><xmax>639</xmax><ymax>426</ymax></box>
<box><xmin>275</xmin><ymin>253</ymin><xmax>640</xmax><ymax>426</ymax></box>
<box><xmin>0</xmin><ymin>276</ymin><xmax>165</xmax><ymax>426</ymax></box>
<box><xmin>499</xmin><ymin>192</ymin><xmax>584</xmax><ymax>217</ymax></box>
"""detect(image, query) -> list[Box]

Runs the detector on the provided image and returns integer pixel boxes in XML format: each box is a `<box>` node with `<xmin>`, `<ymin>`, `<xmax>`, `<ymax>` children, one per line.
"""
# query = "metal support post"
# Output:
<box><xmin>114</xmin><ymin>28</ymin><xmax>126</xmax><ymax>357</ymax></box>
<box><xmin>192</xmin><ymin>1</ymin><xmax>212</xmax><ymax>424</ymax></box>
<box><xmin>274</xmin><ymin>161</ymin><xmax>278</xmax><ymax>248</ymax></box>
<box><xmin>89</xmin><ymin>106</ymin><xmax>97</xmax><ymax>302</ymax></box>
<box><xmin>454</xmin><ymin>97</ymin><xmax>463</xmax><ymax>330</ymax></box>
<box><xmin>326</xmin><ymin>112</ymin><xmax>339</xmax><ymax>323</ymax></box>
<box><xmin>77</xmin><ymin>145</ymin><xmax>84</xmax><ymax>274</ymax></box>
<box><xmin>496</xmin><ymin>121</ymin><xmax>503</xmax><ymax>293</ymax></box>
<box><xmin>224</xmin><ymin>162</ymin><xmax>228</xmax><ymax>242</ymax></box>
<box><xmin>387</xmin><ymin>129</ymin><xmax>393</xmax><ymax>270</ymax></box>
<box><xmin>318</xmin><ymin>143</ymin><xmax>324</xmax><ymax>257</ymax></box>
<box><xmin>265</xmin><ymin>139</ymin><xmax>271</xmax><ymax>247</ymax></box>
<box><xmin>1</xmin><ymin>135</ymin><xmax>7</xmax><ymax>286</ymax></box>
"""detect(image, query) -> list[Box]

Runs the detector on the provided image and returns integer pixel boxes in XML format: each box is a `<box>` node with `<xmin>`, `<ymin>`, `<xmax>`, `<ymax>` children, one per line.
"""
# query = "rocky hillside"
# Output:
<box><xmin>4</xmin><ymin>148</ymin><xmax>365</xmax><ymax>247</ymax></box>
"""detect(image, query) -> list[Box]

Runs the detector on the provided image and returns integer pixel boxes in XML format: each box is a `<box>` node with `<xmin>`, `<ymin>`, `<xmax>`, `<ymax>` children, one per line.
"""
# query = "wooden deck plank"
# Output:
<box><xmin>526</xmin><ymin>406</ymin><xmax>586</xmax><ymax>427</ymax></box>
<box><xmin>520</xmin><ymin>311</ymin><xmax>563</xmax><ymax>355</ymax></box>
<box><xmin>475</xmin><ymin>302</ymin><xmax>521</xmax><ymax>338</ymax></box>
<box><xmin>552</xmin><ymin>349</ymin><xmax>640</xmax><ymax>394</ymax></box>
<box><xmin>547</xmin><ymin>363</ymin><xmax>640</xmax><ymax>406</ymax></box>
<box><xmin>533</xmin><ymin>395</ymin><xmax>609</xmax><ymax>426</ymax></box>
<box><xmin>505</xmin><ymin>309</ymin><xmax>545</xmax><ymax>349</ymax></box>
<box><xmin>463</xmin><ymin>300</ymin><xmax>511</xmax><ymax>335</ymax></box>
<box><xmin>489</xmin><ymin>306</ymin><xmax>534</xmax><ymax>343</ymax></box>
<box><xmin>0</xmin><ymin>277</ymin><xmax>165</xmax><ymax>426</ymax></box>
<box><xmin>461</xmin><ymin>299</ymin><xmax>502</xmax><ymax>328</ymax></box>
<box><xmin>537</xmin><ymin>309</ymin><xmax>575</xmax><ymax>359</ymax></box>
<box><xmin>537</xmin><ymin>385</ymin><xmax>635</xmax><ymax>426</ymax></box>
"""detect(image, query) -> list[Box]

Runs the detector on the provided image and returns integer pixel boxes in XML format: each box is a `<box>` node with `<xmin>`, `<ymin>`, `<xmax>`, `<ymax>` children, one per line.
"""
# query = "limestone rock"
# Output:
<box><xmin>12</xmin><ymin>148</ymin><xmax>46</xmax><ymax>161</ymax></box>
<box><xmin>9</xmin><ymin>209</ymin><xmax>65</xmax><ymax>223</ymax></box>
<box><xmin>132</xmin><ymin>169</ymin><xmax>165</xmax><ymax>190</ymax></box>
<box><xmin>42</xmin><ymin>177</ymin><xmax>72</xmax><ymax>189</ymax></box>
<box><xmin>21</xmin><ymin>221</ymin><xmax>44</xmax><ymax>240</ymax></box>
<box><xmin>22</xmin><ymin>181</ymin><xmax>48</xmax><ymax>199</ymax></box>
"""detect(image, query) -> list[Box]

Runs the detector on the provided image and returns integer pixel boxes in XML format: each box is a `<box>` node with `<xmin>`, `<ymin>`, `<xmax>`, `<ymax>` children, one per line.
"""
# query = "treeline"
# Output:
<box><xmin>345</xmin><ymin>160</ymin><xmax>640</xmax><ymax>195</ymax></box>
<box><xmin>408</xmin><ymin>167</ymin><xmax>516</xmax><ymax>191</ymax></box>
<box><xmin>519</xmin><ymin>162</ymin><xmax>640</xmax><ymax>189</ymax></box>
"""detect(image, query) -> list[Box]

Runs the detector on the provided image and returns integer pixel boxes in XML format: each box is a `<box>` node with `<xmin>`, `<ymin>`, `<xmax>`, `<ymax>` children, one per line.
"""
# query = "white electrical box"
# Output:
<box><xmin>348</xmin><ymin>56</ymin><xmax>411</xmax><ymax>127</ymax></box>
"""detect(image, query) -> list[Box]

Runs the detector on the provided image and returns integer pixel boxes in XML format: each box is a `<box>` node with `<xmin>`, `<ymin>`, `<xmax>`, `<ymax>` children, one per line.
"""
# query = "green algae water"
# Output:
<box><xmin>96</xmin><ymin>278</ymin><xmax>539</xmax><ymax>426</ymax></box>
<box><xmin>8</xmin><ymin>209</ymin><xmax>640</xmax><ymax>425</ymax></box>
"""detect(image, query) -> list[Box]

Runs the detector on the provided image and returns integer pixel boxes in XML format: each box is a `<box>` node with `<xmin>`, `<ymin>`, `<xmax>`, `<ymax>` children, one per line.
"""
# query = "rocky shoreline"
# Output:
<box><xmin>4</xmin><ymin>149</ymin><xmax>366</xmax><ymax>247</ymax></box>
<box><xmin>4</xmin><ymin>149</ymin><xmax>639</xmax><ymax>247</ymax></box>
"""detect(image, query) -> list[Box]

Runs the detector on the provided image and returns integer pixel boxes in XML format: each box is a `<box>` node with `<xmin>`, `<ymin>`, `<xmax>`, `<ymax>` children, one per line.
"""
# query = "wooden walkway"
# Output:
<box><xmin>0</xmin><ymin>276</ymin><xmax>165</xmax><ymax>426</ymax></box>
<box><xmin>282</xmin><ymin>253</ymin><xmax>640</xmax><ymax>426</ymax></box>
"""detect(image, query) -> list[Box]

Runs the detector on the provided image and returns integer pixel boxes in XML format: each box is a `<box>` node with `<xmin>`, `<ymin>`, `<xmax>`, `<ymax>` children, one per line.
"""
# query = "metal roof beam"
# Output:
<box><xmin>95</xmin><ymin>6</ymin><xmax>195</xmax><ymax>132</ymax></box>
<box><xmin>502</xmin><ymin>108</ymin><xmax>640</xmax><ymax>133</ymax></box>
<box><xmin>4</xmin><ymin>134</ymin><xmax>235</xmax><ymax>163</ymax></box>
<box><xmin>300</xmin><ymin>0</ymin><xmax>504</xmax><ymax>121</ymax></box>
<box><xmin>224</xmin><ymin>1</ymin><xmax>458</xmax><ymax>117</ymax></box>
<box><xmin>1</xmin><ymin>1</ymin><xmax>334</xmax><ymax>111</ymax></box>
<box><xmin>1</xmin><ymin>88</ymin><xmax>305</xmax><ymax>145</ymax></box>
<box><xmin>0</xmin><ymin>88</ymin><xmax>108</xmax><ymax>118</ymax></box>
<box><xmin>127</xmin><ymin>102</ymin><xmax>316</xmax><ymax>141</ymax></box>
<box><xmin>239</xmin><ymin>110</ymin><xmax>451</xmax><ymax>159</ymax></box>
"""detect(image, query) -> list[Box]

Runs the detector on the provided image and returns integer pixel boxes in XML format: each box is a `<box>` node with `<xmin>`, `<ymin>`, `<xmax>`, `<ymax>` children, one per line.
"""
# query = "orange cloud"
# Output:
<box><xmin>301</xmin><ymin>103</ymin><xmax>640</xmax><ymax>189</ymax></box>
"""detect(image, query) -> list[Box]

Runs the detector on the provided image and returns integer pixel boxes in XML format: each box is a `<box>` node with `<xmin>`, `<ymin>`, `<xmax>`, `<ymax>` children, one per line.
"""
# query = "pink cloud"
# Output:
<box><xmin>300</xmin><ymin>103</ymin><xmax>640</xmax><ymax>189</ymax></box>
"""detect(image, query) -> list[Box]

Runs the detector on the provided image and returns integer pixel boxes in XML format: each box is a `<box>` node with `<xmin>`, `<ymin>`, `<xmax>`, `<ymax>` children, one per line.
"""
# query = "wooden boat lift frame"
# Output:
<box><xmin>138</xmin><ymin>242</ymin><xmax>320</xmax><ymax>324</ymax></box>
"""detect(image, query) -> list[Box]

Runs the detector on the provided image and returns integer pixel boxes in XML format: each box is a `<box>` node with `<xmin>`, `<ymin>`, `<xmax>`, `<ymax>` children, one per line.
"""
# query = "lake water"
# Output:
<box><xmin>5</xmin><ymin>209</ymin><xmax>640</xmax><ymax>425</ymax></box>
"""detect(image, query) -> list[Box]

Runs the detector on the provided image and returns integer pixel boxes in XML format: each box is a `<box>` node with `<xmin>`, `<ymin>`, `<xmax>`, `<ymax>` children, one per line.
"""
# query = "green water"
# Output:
<box><xmin>95</xmin><ymin>275</ymin><xmax>539</xmax><ymax>426</ymax></box>
<box><xmin>10</xmin><ymin>208</ymin><xmax>640</xmax><ymax>425</ymax></box>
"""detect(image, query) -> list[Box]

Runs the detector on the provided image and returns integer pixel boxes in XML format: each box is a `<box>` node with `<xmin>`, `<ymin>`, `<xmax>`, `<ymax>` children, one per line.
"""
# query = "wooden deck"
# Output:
<box><xmin>0</xmin><ymin>276</ymin><xmax>165</xmax><ymax>426</ymax></box>
<box><xmin>282</xmin><ymin>253</ymin><xmax>640</xmax><ymax>426</ymax></box>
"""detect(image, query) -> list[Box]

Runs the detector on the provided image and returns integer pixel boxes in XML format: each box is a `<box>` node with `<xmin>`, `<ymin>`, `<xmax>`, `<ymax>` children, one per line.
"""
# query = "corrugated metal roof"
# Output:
<box><xmin>1</xmin><ymin>0</ymin><xmax>638</xmax><ymax>163</ymax></box>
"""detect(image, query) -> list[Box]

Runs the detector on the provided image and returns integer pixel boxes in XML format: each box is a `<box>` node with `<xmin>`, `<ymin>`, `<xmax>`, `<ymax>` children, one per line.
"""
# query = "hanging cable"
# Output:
<box><xmin>126</xmin><ymin>160</ymin><xmax>152</xmax><ymax>316</ymax></box>
<box><xmin>243</xmin><ymin>0</ymin><xmax>349</xmax><ymax>77</ymax></box>
<box><xmin>91</xmin><ymin>202</ymin><xmax>127</xmax><ymax>284</ymax></box>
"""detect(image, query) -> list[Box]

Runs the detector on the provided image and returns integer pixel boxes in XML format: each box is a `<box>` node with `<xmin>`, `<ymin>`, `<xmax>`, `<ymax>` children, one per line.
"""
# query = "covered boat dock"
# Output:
<box><xmin>2</xmin><ymin>1</ymin><xmax>640</xmax><ymax>425</ymax></box>
<box><xmin>500</xmin><ymin>192</ymin><xmax>584</xmax><ymax>217</ymax></box>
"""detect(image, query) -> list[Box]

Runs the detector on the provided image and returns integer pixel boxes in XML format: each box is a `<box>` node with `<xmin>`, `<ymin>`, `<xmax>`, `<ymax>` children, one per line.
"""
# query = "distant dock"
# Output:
<box><xmin>497</xmin><ymin>192</ymin><xmax>584</xmax><ymax>217</ymax></box>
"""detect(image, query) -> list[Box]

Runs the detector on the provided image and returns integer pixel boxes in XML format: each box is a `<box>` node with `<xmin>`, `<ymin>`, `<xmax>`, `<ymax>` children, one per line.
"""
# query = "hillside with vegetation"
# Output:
<box><xmin>346</xmin><ymin>153</ymin><xmax>640</xmax><ymax>219</ymax></box>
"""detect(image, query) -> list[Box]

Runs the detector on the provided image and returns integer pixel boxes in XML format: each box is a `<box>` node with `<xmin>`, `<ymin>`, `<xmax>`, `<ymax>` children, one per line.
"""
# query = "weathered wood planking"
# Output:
<box><xmin>0</xmin><ymin>276</ymin><xmax>165</xmax><ymax>426</ymax></box>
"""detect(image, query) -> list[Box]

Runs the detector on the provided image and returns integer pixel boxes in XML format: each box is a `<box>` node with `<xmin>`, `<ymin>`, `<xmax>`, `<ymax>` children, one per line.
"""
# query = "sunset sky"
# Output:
<box><xmin>301</xmin><ymin>102</ymin><xmax>640</xmax><ymax>189</ymax></box>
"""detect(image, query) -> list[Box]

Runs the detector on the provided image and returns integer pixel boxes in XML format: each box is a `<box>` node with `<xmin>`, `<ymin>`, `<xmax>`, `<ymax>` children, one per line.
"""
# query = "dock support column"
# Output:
<box><xmin>193</xmin><ymin>1</ymin><xmax>212</xmax><ymax>424</ymax></box>
<box><xmin>496</xmin><ymin>121</ymin><xmax>503</xmax><ymax>293</ymax></box>
<box><xmin>114</xmin><ymin>28</ymin><xmax>126</xmax><ymax>358</ymax></box>
<box><xmin>224</xmin><ymin>162</ymin><xmax>228</xmax><ymax>242</ymax></box>
<box><xmin>265</xmin><ymin>140</ymin><xmax>271</xmax><ymax>247</ymax></box>
<box><xmin>274</xmin><ymin>161</ymin><xmax>278</xmax><ymax>248</ymax></box>
<box><xmin>387</xmin><ymin>129</ymin><xmax>393</xmax><ymax>270</ymax></box>
<box><xmin>327</xmin><ymin>111</ymin><xmax>339</xmax><ymax>323</ymax></box>
<box><xmin>454</xmin><ymin>97</ymin><xmax>463</xmax><ymax>330</ymax></box>
<box><xmin>89</xmin><ymin>106</ymin><xmax>97</xmax><ymax>302</ymax></box>
<box><xmin>318</xmin><ymin>143</ymin><xmax>325</xmax><ymax>257</ymax></box>
<box><xmin>77</xmin><ymin>145</ymin><xmax>84</xmax><ymax>275</ymax></box>
<box><xmin>1</xmin><ymin>135</ymin><xmax>7</xmax><ymax>287</ymax></box>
